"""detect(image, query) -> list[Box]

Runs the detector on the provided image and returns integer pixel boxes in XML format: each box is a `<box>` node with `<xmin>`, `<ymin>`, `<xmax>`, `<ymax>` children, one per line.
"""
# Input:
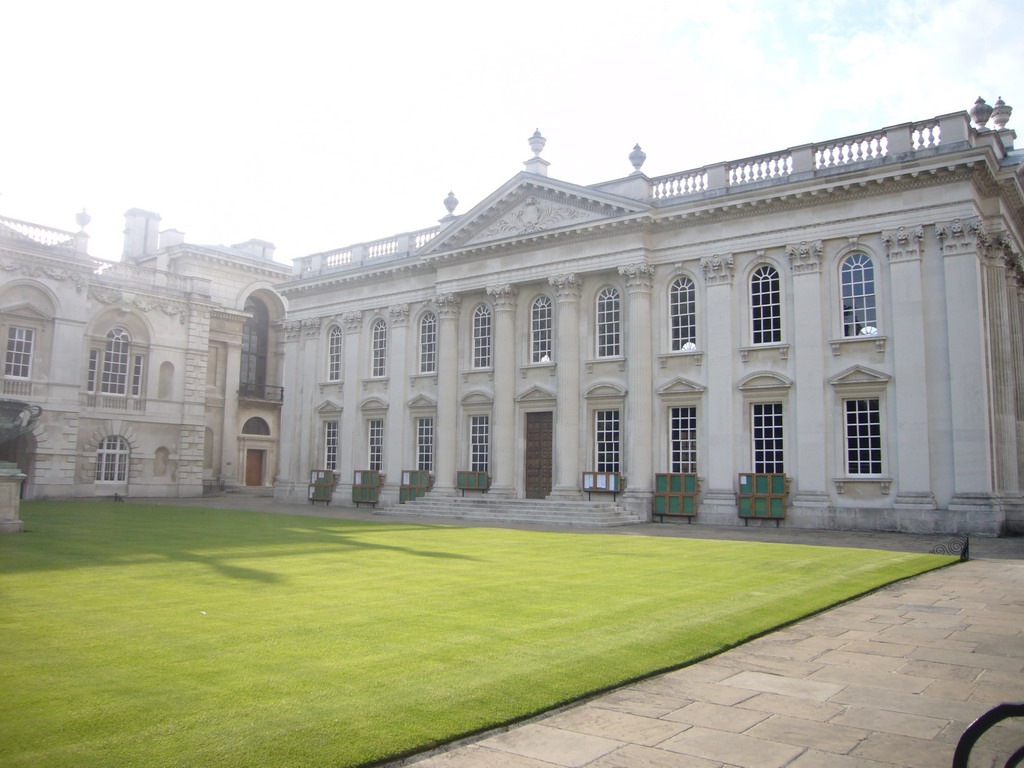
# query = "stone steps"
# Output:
<box><xmin>378</xmin><ymin>495</ymin><xmax>643</xmax><ymax>527</ymax></box>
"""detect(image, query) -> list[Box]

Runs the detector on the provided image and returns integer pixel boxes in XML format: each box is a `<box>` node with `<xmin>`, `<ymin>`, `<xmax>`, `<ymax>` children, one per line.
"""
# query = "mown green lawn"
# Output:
<box><xmin>1</xmin><ymin>502</ymin><xmax>954</xmax><ymax>767</ymax></box>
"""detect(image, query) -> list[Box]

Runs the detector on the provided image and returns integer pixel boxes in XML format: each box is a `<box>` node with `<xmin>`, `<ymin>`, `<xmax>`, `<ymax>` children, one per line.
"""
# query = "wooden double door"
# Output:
<box><xmin>524</xmin><ymin>411</ymin><xmax>552</xmax><ymax>499</ymax></box>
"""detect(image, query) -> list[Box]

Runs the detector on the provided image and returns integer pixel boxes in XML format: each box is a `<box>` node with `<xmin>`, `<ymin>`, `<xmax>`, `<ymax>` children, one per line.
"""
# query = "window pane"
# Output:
<box><xmin>845</xmin><ymin>398</ymin><xmax>882</xmax><ymax>474</ymax></box>
<box><xmin>417</xmin><ymin>417</ymin><xmax>434</xmax><ymax>472</ymax></box>
<box><xmin>419</xmin><ymin>313</ymin><xmax>437</xmax><ymax>374</ymax></box>
<box><xmin>367</xmin><ymin>419</ymin><xmax>384</xmax><ymax>471</ymax></box>
<box><xmin>328</xmin><ymin>328</ymin><xmax>343</xmax><ymax>381</ymax></box>
<box><xmin>324</xmin><ymin>421</ymin><xmax>339</xmax><ymax>471</ymax></box>
<box><xmin>470</xmin><ymin>415</ymin><xmax>490</xmax><ymax>473</ymax></box>
<box><xmin>371</xmin><ymin>320</ymin><xmax>388</xmax><ymax>377</ymax></box>
<box><xmin>841</xmin><ymin>253</ymin><xmax>878</xmax><ymax>337</ymax></box>
<box><xmin>669</xmin><ymin>406</ymin><xmax>697</xmax><ymax>473</ymax></box>
<box><xmin>102</xmin><ymin>328</ymin><xmax>130</xmax><ymax>394</ymax></box>
<box><xmin>752</xmin><ymin>403</ymin><xmax>784</xmax><ymax>473</ymax></box>
<box><xmin>596</xmin><ymin>287</ymin><xmax>621</xmax><ymax>357</ymax></box>
<box><xmin>595</xmin><ymin>410</ymin><xmax>620</xmax><ymax>473</ymax></box>
<box><xmin>473</xmin><ymin>305</ymin><xmax>492</xmax><ymax>369</ymax></box>
<box><xmin>96</xmin><ymin>435</ymin><xmax>129</xmax><ymax>482</ymax></box>
<box><xmin>751</xmin><ymin>266</ymin><xmax>781</xmax><ymax>345</ymax></box>
<box><xmin>531</xmin><ymin>297</ymin><xmax>552</xmax><ymax>363</ymax></box>
<box><xmin>4</xmin><ymin>327</ymin><xmax>34</xmax><ymax>378</ymax></box>
<box><xmin>670</xmin><ymin>278</ymin><xmax>696</xmax><ymax>351</ymax></box>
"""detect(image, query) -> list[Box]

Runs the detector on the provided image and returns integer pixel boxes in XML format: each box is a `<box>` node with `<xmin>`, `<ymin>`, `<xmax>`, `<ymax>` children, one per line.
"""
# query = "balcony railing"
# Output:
<box><xmin>238</xmin><ymin>383</ymin><xmax>284</xmax><ymax>401</ymax></box>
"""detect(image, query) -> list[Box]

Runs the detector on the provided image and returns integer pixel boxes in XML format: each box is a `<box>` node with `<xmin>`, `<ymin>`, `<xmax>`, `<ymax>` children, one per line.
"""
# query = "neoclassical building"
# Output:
<box><xmin>0</xmin><ymin>209</ymin><xmax>288</xmax><ymax>498</ymax></box>
<box><xmin>276</xmin><ymin>100</ymin><xmax>1024</xmax><ymax>535</ymax></box>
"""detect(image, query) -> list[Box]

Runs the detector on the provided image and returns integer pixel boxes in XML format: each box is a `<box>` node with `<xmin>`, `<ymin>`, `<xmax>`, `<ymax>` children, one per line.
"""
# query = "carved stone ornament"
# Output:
<box><xmin>549</xmin><ymin>273</ymin><xmax>581</xmax><ymax>299</ymax></box>
<box><xmin>700</xmin><ymin>254</ymin><xmax>735</xmax><ymax>286</ymax></box>
<box><xmin>0</xmin><ymin>259</ymin><xmax>87</xmax><ymax>292</ymax></box>
<box><xmin>479</xmin><ymin>197</ymin><xmax>597</xmax><ymax>240</ymax></box>
<box><xmin>936</xmin><ymin>217</ymin><xmax>983</xmax><ymax>256</ymax></box>
<box><xmin>432</xmin><ymin>293</ymin><xmax>461</xmax><ymax>319</ymax></box>
<box><xmin>88</xmin><ymin>286</ymin><xmax>188</xmax><ymax>324</ymax></box>
<box><xmin>486</xmin><ymin>283</ymin><xmax>518</xmax><ymax>309</ymax></box>
<box><xmin>882</xmin><ymin>226</ymin><xmax>924</xmax><ymax>262</ymax></box>
<box><xmin>281</xmin><ymin>320</ymin><xmax>302</xmax><ymax>339</ymax></box>
<box><xmin>302</xmin><ymin>317</ymin><xmax>321</xmax><ymax>337</ymax></box>
<box><xmin>342</xmin><ymin>311</ymin><xmax>363</xmax><ymax>332</ymax></box>
<box><xmin>388</xmin><ymin>304</ymin><xmax>410</xmax><ymax>326</ymax></box>
<box><xmin>618</xmin><ymin>262</ymin><xmax>654</xmax><ymax>290</ymax></box>
<box><xmin>785</xmin><ymin>240</ymin><xmax>823</xmax><ymax>274</ymax></box>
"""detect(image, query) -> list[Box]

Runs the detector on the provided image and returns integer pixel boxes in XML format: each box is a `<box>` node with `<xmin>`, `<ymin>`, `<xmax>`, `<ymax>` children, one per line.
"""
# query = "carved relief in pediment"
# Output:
<box><xmin>475</xmin><ymin>197</ymin><xmax>601</xmax><ymax>241</ymax></box>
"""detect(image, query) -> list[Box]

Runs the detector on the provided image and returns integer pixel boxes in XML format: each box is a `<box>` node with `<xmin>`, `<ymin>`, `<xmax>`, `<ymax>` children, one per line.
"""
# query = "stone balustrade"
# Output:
<box><xmin>0</xmin><ymin>215</ymin><xmax>86</xmax><ymax>254</ymax></box>
<box><xmin>290</xmin><ymin>110</ymin><xmax>991</xmax><ymax>276</ymax></box>
<box><xmin>93</xmin><ymin>261</ymin><xmax>212</xmax><ymax>298</ymax></box>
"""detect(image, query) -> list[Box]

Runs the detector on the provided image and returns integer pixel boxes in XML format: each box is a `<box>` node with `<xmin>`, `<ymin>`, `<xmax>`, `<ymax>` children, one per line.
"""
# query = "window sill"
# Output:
<box><xmin>739</xmin><ymin>344</ymin><xmax>790</xmax><ymax>363</ymax></box>
<box><xmin>830</xmin><ymin>335</ymin><xmax>887</xmax><ymax>356</ymax></box>
<box><xmin>520</xmin><ymin>361</ymin><xmax>556</xmax><ymax>378</ymax></box>
<box><xmin>834</xmin><ymin>477</ymin><xmax>892</xmax><ymax>495</ymax></box>
<box><xmin>658</xmin><ymin>350</ymin><xmax>703</xmax><ymax>368</ymax></box>
<box><xmin>585</xmin><ymin>357</ymin><xmax>626</xmax><ymax>374</ymax></box>
<box><xmin>361</xmin><ymin>377</ymin><xmax>389</xmax><ymax>391</ymax></box>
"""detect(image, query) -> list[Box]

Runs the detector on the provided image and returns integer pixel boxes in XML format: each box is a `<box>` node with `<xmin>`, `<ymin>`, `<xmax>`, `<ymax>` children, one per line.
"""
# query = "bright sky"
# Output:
<box><xmin>2</xmin><ymin>0</ymin><xmax>1021</xmax><ymax>268</ymax></box>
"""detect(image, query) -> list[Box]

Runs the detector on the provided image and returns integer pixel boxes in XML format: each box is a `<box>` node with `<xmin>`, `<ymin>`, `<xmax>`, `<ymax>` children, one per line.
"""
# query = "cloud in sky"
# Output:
<box><xmin>2</xmin><ymin>0</ymin><xmax>1020</xmax><ymax>265</ymax></box>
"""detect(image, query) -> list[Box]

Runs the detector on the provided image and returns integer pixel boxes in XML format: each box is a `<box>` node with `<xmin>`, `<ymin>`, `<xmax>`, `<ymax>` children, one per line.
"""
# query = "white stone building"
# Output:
<box><xmin>276</xmin><ymin>101</ymin><xmax>1024</xmax><ymax>535</ymax></box>
<box><xmin>0</xmin><ymin>209</ymin><xmax>288</xmax><ymax>498</ymax></box>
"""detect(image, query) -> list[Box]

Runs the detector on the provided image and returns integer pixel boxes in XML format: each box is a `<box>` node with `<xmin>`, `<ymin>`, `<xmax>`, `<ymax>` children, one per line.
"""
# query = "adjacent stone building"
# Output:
<box><xmin>276</xmin><ymin>101</ymin><xmax>1024</xmax><ymax>535</ymax></box>
<box><xmin>0</xmin><ymin>209</ymin><xmax>288</xmax><ymax>498</ymax></box>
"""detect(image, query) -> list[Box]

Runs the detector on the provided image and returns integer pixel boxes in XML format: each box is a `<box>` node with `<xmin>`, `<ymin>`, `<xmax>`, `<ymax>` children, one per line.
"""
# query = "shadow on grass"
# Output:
<box><xmin>3</xmin><ymin>502</ymin><xmax>483</xmax><ymax>582</ymax></box>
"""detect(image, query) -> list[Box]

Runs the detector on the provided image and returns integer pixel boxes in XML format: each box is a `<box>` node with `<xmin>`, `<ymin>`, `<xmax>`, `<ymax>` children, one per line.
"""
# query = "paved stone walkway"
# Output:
<box><xmin>408</xmin><ymin>559</ymin><xmax>1024</xmax><ymax>768</ymax></box>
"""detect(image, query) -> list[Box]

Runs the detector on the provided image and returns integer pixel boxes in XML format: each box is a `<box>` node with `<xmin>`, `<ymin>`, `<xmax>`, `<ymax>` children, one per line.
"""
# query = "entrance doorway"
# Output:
<box><xmin>245</xmin><ymin>449</ymin><xmax>265</xmax><ymax>486</ymax></box>
<box><xmin>524</xmin><ymin>411</ymin><xmax>552</xmax><ymax>499</ymax></box>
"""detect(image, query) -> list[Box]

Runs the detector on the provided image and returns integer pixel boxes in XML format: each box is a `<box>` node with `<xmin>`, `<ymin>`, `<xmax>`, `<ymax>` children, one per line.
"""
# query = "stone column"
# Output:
<box><xmin>549</xmin><ymin>273</ymin><xmax>583</xmax><ymax>499</ymax></box>
<box><xmin>619</xmin><ymin>263</ymin><xmax>655</xmax><ymax>509</ymax></box>
<box><xmin>487</xmin><ymin>284</ymin><xmax>518</xmax><ymax>497</ymax></box>
<box><xmin>884</xmin><ymin>226</ymin><xmax>936</xmax><ymax>510</ymax></box>
<box><xmin>432</xmin><ymin>293</ymin><xmax>461</xmax><ymax>495</ymax></box>
<box><xmin>296</xmin><ymin>318</ymin><xmax>322</xmax><ymax>483</ymax></box>
<box><xmin>220</xmin><ymin>338</ymin><xmax>243</xmax><ymax>488</ymax></box>
<box><xmin>383</xmin><ymin>304</ymin><xmax>409</xmax><ymax>497</ymax></box>
<box><xmin>277</xmin><ymin>320</ymin><xmax>304</xmax><ymax>495</ymax></box>
<box><xmin>700</xmin><ymin>254</ymin><xmax>736</xmax><ymax>519</ymax></box>
<box><xmin>786</xmin><ymin>241</ymin><xmax>828</xmax><ymax>508</ymax></box>
<box><xmin>339</xmin><ymin>311</ymin><xmax>363</xmax><ymax>497</ymax></box>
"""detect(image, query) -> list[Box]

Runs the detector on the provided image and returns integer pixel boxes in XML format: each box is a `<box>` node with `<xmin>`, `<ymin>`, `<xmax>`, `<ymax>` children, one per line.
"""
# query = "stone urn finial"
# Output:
<box><xmin>992</xmin><ymin>97</ymin><xmax>1013</xmax><ymax>130</ymax></box>
<box><xmin>528</xmin><ymin>129</ymin><xmax>547</xmax><ymax>156</ymax></box>
<box><xmin>629</xmin><ymin>144</ymin><xmax>647</xmax><ymax>174</ymax></box>
<box><xmin>969</xmin><ymin>96</ymin><xmax>994</xmax><ymax>129</ymax></box>
<box><xmin>443</xmin><ymin>191</ymin><xmax>458</xmax><ymax>215</ymax></box>
<box><xmin>76</xmin><ymin>208</ymin><xmax>91</xmax><ymax>231</ymax></box>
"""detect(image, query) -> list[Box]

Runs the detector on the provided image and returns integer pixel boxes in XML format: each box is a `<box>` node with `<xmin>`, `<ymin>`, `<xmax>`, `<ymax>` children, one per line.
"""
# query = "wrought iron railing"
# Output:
<box><xmin>238</xmin><ymin>383</ymin><xmax>284</xmax><ymax>401</ymax></box>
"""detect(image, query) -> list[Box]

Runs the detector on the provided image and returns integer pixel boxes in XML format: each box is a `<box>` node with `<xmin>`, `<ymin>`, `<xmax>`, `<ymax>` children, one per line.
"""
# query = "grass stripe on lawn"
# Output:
<box><xmin>1</xmin><ymin>502</ymin><xmax>955</xmax><ymax>767</ymax></box>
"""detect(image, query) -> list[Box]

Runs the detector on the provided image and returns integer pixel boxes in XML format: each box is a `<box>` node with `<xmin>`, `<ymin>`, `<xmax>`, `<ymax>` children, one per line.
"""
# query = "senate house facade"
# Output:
<box><xmin>3</xmin><ymin>99</ymin><xmax>1024</xmax><ymax>535</ymax></box>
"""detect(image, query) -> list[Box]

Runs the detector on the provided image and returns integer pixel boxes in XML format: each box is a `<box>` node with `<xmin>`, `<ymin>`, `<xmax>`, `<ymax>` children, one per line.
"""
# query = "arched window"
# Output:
<box><xmin>531</xmin><ymin>296</ymin><xmax>553</xmax><ymax>363</ymax></box>
<box><xmin>242</xmin><ymin>417</ymin><xmax>271</xmax><ymax>435</ymax></box>
<box><xmin>96</xmin><ymin>436</ymin><xmax>129</xmax><ymax>482</ymax></box>
<box><xmin>241</xmin><ymin>297</ymin><xmax>269</xmax><ymax>386</ymax></box>
<box><xmin>371</xmin><ymin>319</ymin><xmax>388</xmax><ymax>377</ymax></box>
<box><xmin>419</xmin><ymin>312</ymin><xmax>437</xmax><ymax>374</ymax></box>
<box><xmin>472</xmin><ymin>304</ymin><xmax>492</xmax><ymax>369</ymax></box>
<box><xmin>596</xmin><ymin>287</ymin><xmax>621</xmax><ymax>358</ymax></box>
<box><xmin>327</xmin><ymin>326</ymin><xmax>343</xmax><ymax>381</ymax></box>
<box><xmin>840</xmin><ymin>253</ymin><xmax>877</xmax><ymax>337</ymax></box>
<box><xmin>669</xmin><ymin>277</ymin><xmax>697</xmax><ymax>351</ymax></box>
<box><xmin>750</xmin><ymin>265</ymin><xmax>781</xmax><ymax>345</ymax></box>
<box><xmin>101</xmin><ymin>328</ymin><xmax>131</xmax><ymax>394</ymax></box>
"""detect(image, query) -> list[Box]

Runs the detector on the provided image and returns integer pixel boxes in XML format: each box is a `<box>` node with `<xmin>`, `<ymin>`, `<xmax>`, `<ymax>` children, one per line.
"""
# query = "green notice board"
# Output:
<box><xmin>456</xmin><ymin>471</ymin><xmax>489</xmax><ymax>492</ymax></box>
<box><xmin>352</xmin><ymin>470</ymin><xmax>381</xmax><ymax>506</ymax></box>
<box><xmin>737</xmin><ymin>473</ymin><xmax>787</xmax><ymax>519</ymax></box>
<box><xmin>308</xmin><ymin>470</ymin><xmax>335</xmax><ymax>504</ymax></box>
<box><xmin>653</xmin><ymin>473</ymin><xmax>698</xmax><ymax>518</ymax></box>
<box><xmin>399</xmin><ymin>470</ymin><xmax>431</xmax><ymax>503</ymax></box>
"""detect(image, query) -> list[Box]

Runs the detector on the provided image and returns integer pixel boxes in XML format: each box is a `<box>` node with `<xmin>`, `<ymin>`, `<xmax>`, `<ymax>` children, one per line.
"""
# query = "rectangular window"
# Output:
<box><xmin>845</xmin><ymin>399</ymin><xmax>882</xmax><ymax>474</ymax></box>
<box><xmin>419</xmin><ymin>315</ymin><xmax>437</xmax><ymax>374</ymax></box>
<box><xmin>367</xmin><ymin>418</ymin><xmax>384</xmax><ymax>472</ymax></box>
<box><xmin>752</xmin><ymin>403</ymin><xmax>784</xmax><ymax>473</ymax></box>
<box><xmin>87</xmin><ymin>349</ymin><xmax>99</xmax><ymax>392</ymax></box>
<box><xmin>531</xmin><ymin>297</ymin><xmax>553</xmax><ymax>363</ymax></box>
<box><xmin>751</xmin><ymin>266</ymin><xmax>782</xmax><ymax>345</ymax></box>
<box><xmin>131</xmin><ymin>355</ymin><xmax>144</xmax><ymax>397</ymax></box>
<box><xmin>328</xmin><ymin>329</ymin><xmax>343</xmax><ymax>381</ymax></box>
<box><xmin>669</xmin><ymin>406</ymin><xmax>697</xmax><ymax>474</ymax></box>
<box><xmin>470</xmin><ymin>415</ymin><xmax>490</xmax><ymax>473</ymax></box>
<box><xmin>473</xmin><ymin>307</ymin><xmax>492</xmax><ymax>369</ymax></box>
<box><xmin>324</xmin><ymin>420</ymin><xmax>339</xmax><ymax>472</ymax></box>
<box><xmin>416</xmin><ymin>417</ymin><xmax>434</xmax><ymax>473</ymax></box>
<box><xmin>4</xmin><ymin>327</ymin><xmax>34</xmax><ymax>379</ymax></box>
<box><xmin>595</xmin><ymin>410</ymin><xmax>620</xmax><ymax>473</ymax></box>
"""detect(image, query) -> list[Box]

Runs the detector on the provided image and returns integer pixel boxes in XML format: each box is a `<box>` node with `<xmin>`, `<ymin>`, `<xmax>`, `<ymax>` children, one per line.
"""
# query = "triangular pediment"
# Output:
<box><xmin>737</xmin><ymin>371</ymin><xmax>793</xmax><ymax>392</ymax></box>
<box><xmin>829</xmin><ymin>365</ymin><xmax>891</xmax><ymax>387</ymax></box>
<box><xmin>407</xmin><ymin>393</ymin><xmax>437</xmax><ymax>409</ymax></box>
<box><xmin>657</xmin><ymin>377</ymin><xmax>707</xmax><ymax>395</ymax></box>
<box><xmin>0</xmin><ymin>301</ymin><xmax>52</xmax><ymax>320</ymax></box>
<box><xmin>316</xmin><ymin>399</ymin><xmax>343</xmax><ymax>414</ymax></box>
<box><xmin>515</xmin><ymin>384</ymin><xmax>557</xmax><ymax>403</ymax></box>
<box><xmin>419</xmin><ymin>173</ymin><xmax>650</xmax><ymax>256</ymax></box>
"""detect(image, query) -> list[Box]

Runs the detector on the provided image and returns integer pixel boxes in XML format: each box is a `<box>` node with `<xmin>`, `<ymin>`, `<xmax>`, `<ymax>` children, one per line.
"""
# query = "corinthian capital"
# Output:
<box><xmin>549</xmin><ymin>273</ymin><xmax>581</xmax><ymax>300</ymax></box>
<box><xmin>618</xmin><ymin>262</ymin><xmax>654</xmax><ymax>290</ymax></box>
<box><xmin>486</xmin><ymin>283</ymin><xmax>518</xmax><ymax>309</ymax></box>
<box><xmin>433</xmin><ymin>292</ymin><xmax>461</xmax><ymax>318</ymax></box>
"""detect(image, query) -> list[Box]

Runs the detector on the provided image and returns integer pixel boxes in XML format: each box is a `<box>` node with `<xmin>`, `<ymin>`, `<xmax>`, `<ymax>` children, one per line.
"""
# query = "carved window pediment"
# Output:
<box><xmin>657</xmin><ymin>377</ymin><xmax>707</xmax><ymax>395</ymax></box>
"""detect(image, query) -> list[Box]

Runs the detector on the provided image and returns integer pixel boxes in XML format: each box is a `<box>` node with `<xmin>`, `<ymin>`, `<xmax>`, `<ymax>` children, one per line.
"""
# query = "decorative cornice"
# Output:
<box><xmin>0</xmin><ymin>258</ymin><xmax>88</xmax><ymax>292</ymax></box>
<box><xmin>882</xmin><ymin>226</ymin><xmax>924</xmax><ymax>263</ymax></box>
<box><xmin>88</xmin><ymin>286</ymin><xmax>188</xmax><ymax>324</ymax></box>
<box><xmin>432</xmin><ymin>293</ymin><xmax>461</xmax><ymax>319</ymax></box>
<box><xmin>618</xmin><ymin>262</ymin><xmax>654</xmax><ymax>290</ymax></box>
<box><xmin>700</xmin><ymin>254</ymin><xmax>734</xmax><ymax>286</ymax></box>
<box><xmin>486</xmin><ymin>283</ymin><xmax>519</xmax><ymax>310</ymax></box>
<box><xmin>549</xmin><ymin>273</ymin><xmax>581</xmax><ymax>300</ymax></box>
<box><xmin>342</xmin><ymin>310</ymin><xmax>363</xmax><ymax>332</ymax></box>
<box><xmin>388</xmin><ymin>303</ymin><xmax>410</xmax><ymax>326</ymax></box>
<box><xmin>785</xmin><ymin>240</ymin><xmax>823</xmax><ymax>274</ymax></box>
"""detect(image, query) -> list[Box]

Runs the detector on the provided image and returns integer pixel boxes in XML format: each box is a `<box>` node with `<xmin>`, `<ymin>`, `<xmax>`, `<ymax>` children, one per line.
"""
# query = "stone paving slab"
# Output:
<box><xmin>408</xmin><ymin>560</ymin><xmax>1024</xmax><ymax>768</ymax></box>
